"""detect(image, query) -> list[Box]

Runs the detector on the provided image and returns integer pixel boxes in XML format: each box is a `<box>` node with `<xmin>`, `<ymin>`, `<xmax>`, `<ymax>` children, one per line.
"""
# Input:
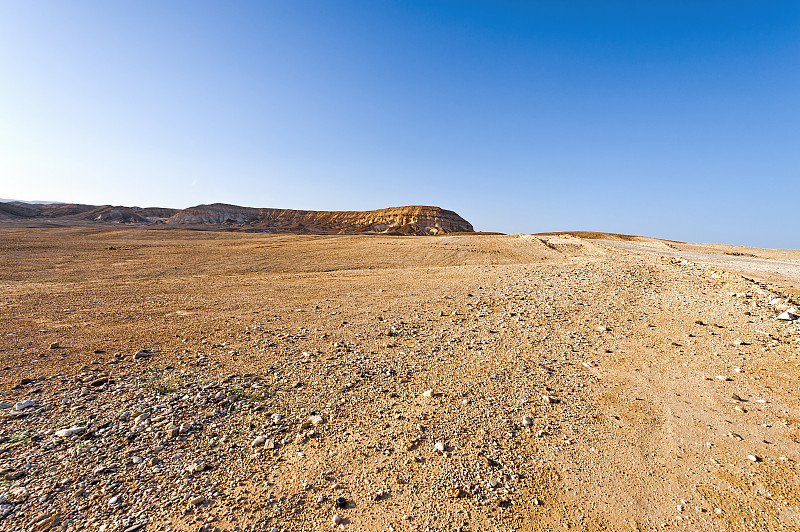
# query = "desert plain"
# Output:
<box><xmin>2</xmin><ymin>227</ymin><xmax>800</xmax><ymax>532</ymax></box>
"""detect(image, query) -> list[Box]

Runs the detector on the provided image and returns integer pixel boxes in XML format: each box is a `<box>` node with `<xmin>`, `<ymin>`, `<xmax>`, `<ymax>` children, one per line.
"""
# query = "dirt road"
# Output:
<box><xmin>593</xmin><ymin>239</ymin><xmax>800</xmax><ymax>290</ymax></box>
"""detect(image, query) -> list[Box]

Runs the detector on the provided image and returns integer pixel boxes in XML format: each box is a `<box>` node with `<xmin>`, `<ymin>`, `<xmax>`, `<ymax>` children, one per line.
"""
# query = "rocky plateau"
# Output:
<box><xmin>0</xmin><ymin>202</ymin><xmax>473</xmax><ymax>236</ymax></box>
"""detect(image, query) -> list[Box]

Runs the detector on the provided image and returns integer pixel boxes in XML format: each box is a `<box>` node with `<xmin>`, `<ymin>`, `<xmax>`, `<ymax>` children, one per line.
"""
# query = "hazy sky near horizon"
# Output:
<box><xmin>1</xmin><ymin>1</ymin><xmax>798</xmax><ymax>247</ymax></box>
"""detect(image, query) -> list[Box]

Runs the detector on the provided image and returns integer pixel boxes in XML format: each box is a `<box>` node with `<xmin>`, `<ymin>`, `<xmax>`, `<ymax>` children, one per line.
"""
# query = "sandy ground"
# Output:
<box><xmin>1</xmin><ymin>228</ymin><xmax>799</xmax><ymax>532</ymax></box>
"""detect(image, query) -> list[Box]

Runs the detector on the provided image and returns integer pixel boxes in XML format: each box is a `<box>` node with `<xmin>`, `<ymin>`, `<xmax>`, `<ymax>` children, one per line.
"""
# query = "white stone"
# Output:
<box><xmin>14</xmin><ymin>400</ymin><xmax>35</xmax><ymax>410</ymax></box>
<box><xmin>522</xmin><ymin>415</ymin><xmax>533</xmax><ymax>427</ymax></box>
<box><xmin>332</xmin><ymin>514</ymin><xmax>342</xmax><ymax>525</ymax></box>
<box><xmin>55</xmin><ymin>426</ymin><xmax>87</xmax><ymax>438</ymax></box>
<box><xmin>251</xmin><ymin>436</ymin><xmax>266</xmax><ymax>447</ymax></box>
<box><xmin>434</xmin><ymin>441</ymin><xmax>446</xmax><ymax>452</ymax></box>
<box><xmin>422</xmin><ymin>389</ymin><xmax>433</xmax><ymax>397</ymax></box>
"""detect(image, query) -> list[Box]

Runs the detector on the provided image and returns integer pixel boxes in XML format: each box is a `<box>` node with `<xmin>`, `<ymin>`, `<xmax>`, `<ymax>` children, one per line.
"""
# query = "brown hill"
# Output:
<box><xmin>533</xmin><ymin>230</ymin><xmax>684</xmax><ymax>244</ymax></box>
<box><xmin>165</xmin><ymin>203</ymin><xmax>473</xmax><ymax>234</ymax></box>
<box><xmin>0</xmin><ymin>201</ymin><xmax>474</xmax><ymax>234</ymax></box>
<box><xmin>0</xmin><ymin>202</ymin><xmax>178</xmax><ymax>223</ymax></box>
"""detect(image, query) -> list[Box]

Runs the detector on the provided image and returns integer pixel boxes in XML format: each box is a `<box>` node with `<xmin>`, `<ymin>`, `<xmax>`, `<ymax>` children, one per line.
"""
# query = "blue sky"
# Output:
<box><xmin>1</xmin><ymin>1</ymin><xmax>798</xmax><ymax>247</ymax></box>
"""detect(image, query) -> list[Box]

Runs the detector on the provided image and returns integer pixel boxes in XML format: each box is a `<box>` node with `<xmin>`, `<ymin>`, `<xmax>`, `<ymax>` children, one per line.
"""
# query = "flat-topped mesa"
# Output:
<box><xmin>166</xmin><ymin>204</ymin><xmax>474</xmax><ymax>235</ymax></box>
<box><xmin>0</xmin><ymin>201</ymin><xmax>474</xmax><ymax>234</ymax></box>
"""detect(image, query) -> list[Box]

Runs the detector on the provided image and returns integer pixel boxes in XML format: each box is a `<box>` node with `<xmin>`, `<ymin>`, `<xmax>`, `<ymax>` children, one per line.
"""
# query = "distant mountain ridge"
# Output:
<box><xmin>0</xmin><ymin>201</ymin><xmax>474</xmax><ymax>235</ymax></box>
<box><xmin>0</xmin><ymin>198</ymin><xmax>65</xmax><ymax>204</ymax></box>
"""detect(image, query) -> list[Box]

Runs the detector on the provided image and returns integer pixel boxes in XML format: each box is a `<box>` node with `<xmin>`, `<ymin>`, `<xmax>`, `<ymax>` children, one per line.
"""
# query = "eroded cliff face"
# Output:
<box><xmin>0</xmin><ymin>201</ymin><xmax>474</xmax><ymax>234</ymax></box>
<box><xmin>165</xmin><ymin>204</ymin><xmax>474</xmax><ymax>234</ymax></box>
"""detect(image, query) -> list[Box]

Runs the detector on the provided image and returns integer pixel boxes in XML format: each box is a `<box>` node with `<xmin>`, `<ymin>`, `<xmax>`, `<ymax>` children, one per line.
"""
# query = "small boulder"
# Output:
<box><xmin>187</xmin><ymin>461</ymin><xmax>210</xmax><ymax>474</ymax></box>
<box><xmin>14</xmin><ymin>400</ymin><xmax>35</xmax><ymax>410</ymax></box>
<box><xmin>55</xmin><ymin>426</ymin><xmax>87</xmax><ymax>438</ymax></box>
<box><xmin>4</xmin><ymin>470</ymin><xmax>25</xmax><ymax>481</ymax></box>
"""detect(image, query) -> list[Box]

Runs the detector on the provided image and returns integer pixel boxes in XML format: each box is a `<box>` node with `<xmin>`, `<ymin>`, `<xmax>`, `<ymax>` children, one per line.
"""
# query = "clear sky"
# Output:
<box><xmin>1</xmin><ymin>1</ymin><xmax>798</xmax><ymax>247</ymax></box>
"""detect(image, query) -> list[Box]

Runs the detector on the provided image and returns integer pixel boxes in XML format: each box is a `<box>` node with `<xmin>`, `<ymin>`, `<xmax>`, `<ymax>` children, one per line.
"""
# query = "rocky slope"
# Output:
<box><xmin>0</xmin><ymin>202</ymin><xmax>473</xmax><ymax>235</ymax></box>
<box><xmin>0</xmin><ymin>203</ymin><xmax>179</xmax><ymax>225</ymax></box>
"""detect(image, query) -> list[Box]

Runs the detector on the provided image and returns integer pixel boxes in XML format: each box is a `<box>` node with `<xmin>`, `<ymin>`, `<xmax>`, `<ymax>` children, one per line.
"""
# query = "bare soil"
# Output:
<box><xmin>1</xmin><ymin>228</ymin><xmax>800</xmax><ymax>532</ymax></box>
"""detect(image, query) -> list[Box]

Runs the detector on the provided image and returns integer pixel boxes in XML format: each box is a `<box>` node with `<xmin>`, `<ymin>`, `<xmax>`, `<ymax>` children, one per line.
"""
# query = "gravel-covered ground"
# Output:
<box><xmin>1</xmin><ymin>229</ymin><xmax>799</xmax><ymax>531</ymax></box>
<box><xmin>595</xmin><ymin>239</ymin><xmax>800</xmax><ymax>289</ymax></box>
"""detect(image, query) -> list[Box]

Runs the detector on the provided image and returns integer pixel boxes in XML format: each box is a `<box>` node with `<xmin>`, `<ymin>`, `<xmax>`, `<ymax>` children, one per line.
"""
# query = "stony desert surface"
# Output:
<box><xmin>2</xmin><ymin>228</ymin><xmax>800</xmax><ymax>532</ymax></box>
